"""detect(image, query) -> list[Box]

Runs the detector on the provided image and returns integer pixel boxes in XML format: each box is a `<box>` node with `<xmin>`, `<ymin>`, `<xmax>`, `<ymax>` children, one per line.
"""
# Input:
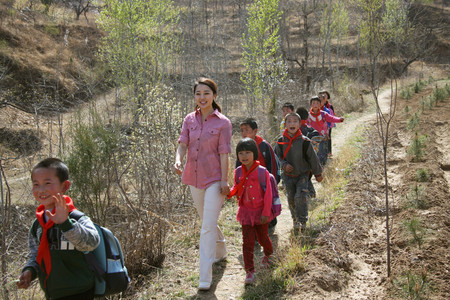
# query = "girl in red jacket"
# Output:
<box><xmin>228</xmin><ymin>138</ymin><xmax>273</xmax><ymax>285</ymax></box>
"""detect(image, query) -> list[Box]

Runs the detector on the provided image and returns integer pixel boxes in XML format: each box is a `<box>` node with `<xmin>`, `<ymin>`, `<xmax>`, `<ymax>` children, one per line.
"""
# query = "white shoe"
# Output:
<box><xmin>198</xmin><ymin>281</ymin><xmax>211</xmax><ymax>291</ymax></box>
<box><xmin>213</xmin><ymin>254</ymin><xmax>227</xmax><ymax>263</ymax></box>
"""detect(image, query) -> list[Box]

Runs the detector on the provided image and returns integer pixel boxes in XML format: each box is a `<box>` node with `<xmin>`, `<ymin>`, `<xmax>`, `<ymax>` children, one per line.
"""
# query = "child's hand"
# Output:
<box><xmin>220</xmin><ymin>181</ymin><xmax>230</xmax><ymax>196</ymax></box>
<box><xmin>284</xmin><ymin>164</ymin><xmax>294</xmax><ymax>172</ymax></box>
<box><xmin>173</xmin><ymin>162</ymin><xmax>183</xmax><ymax>175</ymax></box>
<box><xmin>17</xmin><ymin>270</ymin><xmax>32</xmax><ymax>289</ymax></box>
<box><xmin>45</xmin><ymin>193</ymin><xmax>69</xmax><ymax>224</ymax></box>
<box><xmin>260</xmin><ymin>215</ymin><xmax>269</xmax><ymax>224</ymax></box>
<box><xmin>315</xmin><ymin>174</ymin><xmax>323</xmax><ymax>182</ymax></box>
<box><xmin>340</xmin><ymin>117</ymin><xmax>344</xmax><ymax>122</ymax></box>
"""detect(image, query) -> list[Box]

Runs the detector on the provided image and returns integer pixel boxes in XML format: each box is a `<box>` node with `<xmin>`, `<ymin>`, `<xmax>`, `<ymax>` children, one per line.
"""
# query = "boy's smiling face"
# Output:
<box><xmin>32</xmin><ymin>167</ymin><xmax>70</xmax><ymax>210</ymax></box>
<box><xmin>285</xmin><ymin>115</ymin><xmax>301</xmax><ymax>136</ymax></box>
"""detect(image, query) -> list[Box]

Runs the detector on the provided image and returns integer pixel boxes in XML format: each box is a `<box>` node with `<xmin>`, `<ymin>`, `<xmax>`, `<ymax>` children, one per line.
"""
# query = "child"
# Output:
<box><xmin>307</xmin><ymin>96</ymin><xmax>344</xmax><ymax>166</ymax></box>
<box><xmin>280</xmin><ymin>102</ymin><xmax>294</xmax><ymax>134</ymax></box>
<box><xmin>238</xmin><ymin>118</ymin><xmax>279</xmax><ymax>234</ymax></box>
<box><xmin>228</xmin><ymin>138</ymin><xmax>274</xmax><ymax>285</ymax></box>
<box><xmin>296</xmin><ymin>107</ymin><xmax>320</xmax><ymax>141</ymax></box>
<box><xmin>275</xmin><ymin>113</ymin><xmax>323</xmax><ymax>234</ymax></box>
<box><xmin>17</xmin><ymin>158</ymin><xmax>100</xmax><ymax>299</ymax></box>
<box><xmin>319</xmin><ymin>90</ymin><xmax>335</xmax><ymax>157</ymax></box>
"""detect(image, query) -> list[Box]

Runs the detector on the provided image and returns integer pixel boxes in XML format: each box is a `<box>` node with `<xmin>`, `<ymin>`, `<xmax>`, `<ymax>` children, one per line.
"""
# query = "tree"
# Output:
<box><xmin>96</xmin><ymin>0</ymin><xmax>180</xmax><ymax>123</ymax></box>
<box><xmin>241</xmin><ymin>0</ymin><xmax>287</xmax><ymax>135</ymax></box>
<box><xmin>355</xmin><ymin>0</ymin><xmax>415</xmax><ymax>278</ymax></box>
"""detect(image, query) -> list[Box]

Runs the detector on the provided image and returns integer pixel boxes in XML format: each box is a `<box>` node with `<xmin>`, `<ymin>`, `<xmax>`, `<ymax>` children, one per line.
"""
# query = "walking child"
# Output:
<box><xmin>228</xmin><ymin>138</ymin><xmax>274</xmax><ymax>285</ymax></box>
<box><xmin>17</xmin><ymin>158</ymin><xmax>100</xmax><ymax>299</ymax></box>
<box><xmin>307</xmin><ymin>96</ymin><xmax>344</xmax><ymax>166</ymax></box>
<box><xmin>238</xmin><ymin>118</ymin><xmax>280</xmax><ymax>234</ymax></box>
<box><xmin>275</xmin><ymin>113</ymin><xmax>323</xmax><ymax>234</ymax></box>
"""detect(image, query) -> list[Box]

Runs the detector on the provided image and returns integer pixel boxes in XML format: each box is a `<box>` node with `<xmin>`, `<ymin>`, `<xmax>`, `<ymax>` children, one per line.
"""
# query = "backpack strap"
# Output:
<box><xmin>257</xmin><ymin>166</ymin><xmax>266</xmax><ymax>192</ymax></box>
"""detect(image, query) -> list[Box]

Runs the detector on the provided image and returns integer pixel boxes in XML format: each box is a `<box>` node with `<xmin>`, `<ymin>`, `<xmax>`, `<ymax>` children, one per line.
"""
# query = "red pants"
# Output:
<box><xmin>242</xmin><ymin>223</ymin><xmax>273</xmax><ymax>272</ymax></box>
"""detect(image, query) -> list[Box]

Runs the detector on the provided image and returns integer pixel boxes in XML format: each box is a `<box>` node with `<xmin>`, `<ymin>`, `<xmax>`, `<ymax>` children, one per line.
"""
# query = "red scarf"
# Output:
<box><xmin>300</xmin><ymin>120</ymin><xmax>308</xmax><ymax>127</ymax></box>
<box><xmin>228</xmin><ymin>161</ymin><xmax>260</xmax><ymax>199</ymax></box>
<box><xmin>277</xmin><ymin>129</ymin><xmax>303</xmax><ymax>159</ymax></box>
<box><xmin>36</xmin><ymin>195</ymin><xmax>76</xmax><ymax>285</ymax></box>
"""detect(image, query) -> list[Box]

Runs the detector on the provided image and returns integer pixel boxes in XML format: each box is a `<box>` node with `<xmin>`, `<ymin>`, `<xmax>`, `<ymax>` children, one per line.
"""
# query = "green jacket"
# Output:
<box><xmin>24</xmin><ymin>211</ymin><xmax>100</xmax><ymax>299</ymax></box>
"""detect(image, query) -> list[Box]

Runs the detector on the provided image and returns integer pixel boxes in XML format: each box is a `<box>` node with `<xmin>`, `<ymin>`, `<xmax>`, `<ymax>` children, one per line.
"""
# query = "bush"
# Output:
<box><xmin>402</xmin><ymin>217</ymin><xmax>426</xmax><ymax>247</ymax></box>
<box><xmin>400</xmin><ymin>87</ymin><xmax>412</xmax><ymax>100</ymax></box>
<box><xmin>407</xmin><ymin>132</ymin><xmax>427</xmax><ymax>162</ymax></box>
<box><xmin>394</xmin><ymin>269</ymin><xmax>431</xmax><ymax>300</ymax></box>
<box><xmin>407</xmin><ymin>112</ymin><xmax>420</xmax><ymax>130</ymax></box>
<box><xmin>415</xmin><ymin>168</ymin><xmax>430</xmax><ymax>182</ymax></box>
<box><xmin>405</xmin><ymin>184</ymin><xmax>427</xmax><ymax>209</ymax></box>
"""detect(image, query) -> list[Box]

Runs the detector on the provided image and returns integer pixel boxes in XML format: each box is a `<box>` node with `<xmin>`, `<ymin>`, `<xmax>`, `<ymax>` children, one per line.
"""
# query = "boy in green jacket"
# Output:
<box><xmin>17</xmin><ymin>158</ymin><xmax>100</xmax><ymax>299</ymax></box>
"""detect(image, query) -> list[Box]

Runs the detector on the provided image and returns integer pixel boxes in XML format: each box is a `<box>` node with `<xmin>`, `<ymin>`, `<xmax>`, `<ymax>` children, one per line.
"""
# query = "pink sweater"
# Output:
<box><xmin>307</xmin><ymin>110</ymin><xmax>342</xmax><ymax>136</ymax></box>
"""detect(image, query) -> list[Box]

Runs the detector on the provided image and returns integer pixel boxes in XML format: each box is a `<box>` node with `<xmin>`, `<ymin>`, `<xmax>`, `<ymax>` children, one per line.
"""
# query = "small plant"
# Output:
<box><xmin>403</xmin><ymin>217</ymin><xmax>426</xmax><ymax>247</ymax></box>
<box><xmin>407</xmin><ymin>132</ymin><xmax>427</xmax><ymax>161</ymax></box>
<box><xmin>407</xmin><ymin>112</ymin><xmax>420</xmax><ymax>130</ymax></box>
<box><xmin>405</xmin><ymin>184</ymin><xmax>427</xmax><ymax>209</ymax></box>
<box><xmin>420</xmin><ymin>96</ymin><xmax>426</xmax><ymax>111</ymax></box>
<box><xmin>432</xmin><ymin>86</ymin><xmax>447</xmax><ymax>102</ymax></box>
<box><xmin>403</xmin><ymin>105</ymin><xmax>410</xmax><ymax>115</ymax></box>
<box><xmin>400</xmin><ymin>87</ymin><xmax>412</xmax><ymax>99</ymax></box>
<box><xmin>394</xmin><ymin>269</ymin><xmax>431</xmax><ymax>300</ymax></box>
<box><xmin>415</xmin><ymin>168</ymin><xmax>430</xmax><ymax>182</ymax></box>
<box><xmin>427</xmin><ymin>76</ymin><xmax>434</xmax><ymax>84</ymax></box>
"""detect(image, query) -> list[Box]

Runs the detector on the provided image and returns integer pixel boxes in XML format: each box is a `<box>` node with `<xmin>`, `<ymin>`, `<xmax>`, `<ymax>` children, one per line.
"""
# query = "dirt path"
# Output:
<box><xmin>202</xmin><ymin>90</ymin><xmax>394</xmax><ymax>299</ymax></box>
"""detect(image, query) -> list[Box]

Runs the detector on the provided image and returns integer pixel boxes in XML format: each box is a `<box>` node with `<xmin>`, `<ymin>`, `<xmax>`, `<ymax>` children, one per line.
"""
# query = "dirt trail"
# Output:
<box><xmin>203</xmin><ymin>90</ymin><xmax>393</xmax><ymax>299</ymax></box>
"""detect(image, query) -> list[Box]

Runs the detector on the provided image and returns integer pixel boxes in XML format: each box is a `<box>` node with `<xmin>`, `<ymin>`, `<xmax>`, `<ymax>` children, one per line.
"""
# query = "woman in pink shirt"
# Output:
<box><xmin>173</xmin><ymin>77</ymin><xmax>232</xmax><ymax>291</ymax></box>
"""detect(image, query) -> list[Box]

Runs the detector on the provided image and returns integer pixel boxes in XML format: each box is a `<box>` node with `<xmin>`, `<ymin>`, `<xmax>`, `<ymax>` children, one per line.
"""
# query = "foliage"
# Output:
<box><xmin>394</xmin><ymin>269</ymin><xmax>432</xmax><ymax>300</ymax></box>
<box><xmin>240</xmin><ymin>0</ymin><xmax>287</xmax><ymax>115</ymax></box>
<box><xmin>97</xmin><ymin>0</ymin><xmax>180</xmax><ymax>120</ymax></box>
<box><xmin>405</xmin><ymin>184</ymin><xmax>427</xmax><ymax>209</ymax></box>
<box><xmin>402</xmin><ymin>217</ymin><xmax>426</xmax><ymax>247</ymax></box>
<box><xmin>400</xmin><ymin>87</ymin><xmax>412</xmax><ymax>99</ymax></box>
<box><xmin>65</xmin><ymin>109</ymin><xmax>121</xmax><ymax>223</ymax></box>
<box><xmin>407</xmin><ymin>112</ymin><xmax>420</xmax><ymax>130</ymax></box>
<box><xmin>415</xmin><ymin>168</ymin><xmax>429</xmax><ymax>182</ymax></box>
<box><xmin>407</xmin><ymin>132</ymin><xmax>427</xmax><ymax>162</ymax></box>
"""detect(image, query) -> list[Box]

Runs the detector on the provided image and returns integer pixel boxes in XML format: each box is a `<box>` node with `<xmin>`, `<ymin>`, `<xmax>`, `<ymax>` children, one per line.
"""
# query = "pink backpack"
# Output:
<box><xmin>235</xmin><ymin>166</ymin><xmax>282</xmax><ymax>217</ymax></box>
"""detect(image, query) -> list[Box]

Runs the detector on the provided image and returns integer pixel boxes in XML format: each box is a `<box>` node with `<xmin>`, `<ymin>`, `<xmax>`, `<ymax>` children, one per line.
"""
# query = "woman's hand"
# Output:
<box><xmin>173</xmin><ymin>162</ymin><xmax>183</xmax><ymax>175</ymax></box>
<box><xmin>219</xmin><ymin>180</ymin><xmax>230</xmax><ymax>195</ymax></box>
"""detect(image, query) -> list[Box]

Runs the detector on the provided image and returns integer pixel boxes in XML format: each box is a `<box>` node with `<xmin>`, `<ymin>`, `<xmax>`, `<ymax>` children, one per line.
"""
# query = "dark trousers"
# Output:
<box><xmin>50</xmin><ymin>287</ymin><xmax>94</xmax><ymax>300</ymax></box>
<box><xmin>242</xmin><ymin>223</ymin><xmax>273</xmax><ymax>273</ymax></box>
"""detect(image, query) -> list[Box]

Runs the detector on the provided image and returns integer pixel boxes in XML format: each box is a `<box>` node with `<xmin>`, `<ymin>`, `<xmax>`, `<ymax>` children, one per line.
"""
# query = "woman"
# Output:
<box><xmin>173</xmin><ymin>77</ymin><xmax>232</xmax><ymax>291</ymax></box>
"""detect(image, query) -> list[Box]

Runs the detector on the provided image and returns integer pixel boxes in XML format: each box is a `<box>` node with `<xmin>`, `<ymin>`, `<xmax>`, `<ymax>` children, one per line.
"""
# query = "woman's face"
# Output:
<box><xmin>195</xmin><ymin>83</ymin><xmax>215</xmax><ymax>111</ymax></box>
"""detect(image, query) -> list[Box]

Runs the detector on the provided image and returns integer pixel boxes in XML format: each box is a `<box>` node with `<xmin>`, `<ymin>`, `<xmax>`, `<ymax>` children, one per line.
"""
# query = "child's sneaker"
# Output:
<box><xmin>244</xmin><ymin>272</ymin><xmax>255</xmax><ymax>285</ymax></box>
<box><xmin>261</xmin><ymin>256</ymin><xmax>270</xmax><ymax>268</ymax></box>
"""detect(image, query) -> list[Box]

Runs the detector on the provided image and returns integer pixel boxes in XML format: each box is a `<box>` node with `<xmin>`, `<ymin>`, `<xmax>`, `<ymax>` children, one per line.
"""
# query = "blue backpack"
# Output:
<box><xmin>69</xmin><ymin>211</ymin><xmax>130</xmax><ymax>297</ymax></box>
<box><xmin>235</xmin><ymin>166</ymin><xmax>282</xmax><ymax>217</ymax></box>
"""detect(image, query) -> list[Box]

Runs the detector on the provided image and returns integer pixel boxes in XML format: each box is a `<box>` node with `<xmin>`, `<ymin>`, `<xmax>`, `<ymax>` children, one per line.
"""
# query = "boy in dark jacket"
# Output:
<box><xmin>275</xmin><ymin>113</ymin><xmax>323</xmax><ymax>234</ymax></box>
<box><xmin>17</xmin><ymin>158</ymin><xmax>100</xmax><ymax>299</ymax></box>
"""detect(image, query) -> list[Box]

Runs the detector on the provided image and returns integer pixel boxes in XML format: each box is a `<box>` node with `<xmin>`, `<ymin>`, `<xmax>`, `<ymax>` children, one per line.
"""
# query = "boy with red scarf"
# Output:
<box><xmin>17</xmin><ymin>158</ymin><xmax>100</xmax><ymax>299</ymax></box>
<box><xmin>275</xmin><ymin>113</ymin><xmax>323</xmax><ymax>234</ymax></box>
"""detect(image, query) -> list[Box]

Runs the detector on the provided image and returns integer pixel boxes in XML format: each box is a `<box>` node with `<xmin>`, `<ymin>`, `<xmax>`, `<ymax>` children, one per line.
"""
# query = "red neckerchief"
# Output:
<box><xmin>310</xmin><ymin>108</ymin><xmax>322</xmax><ymax>118</ymax></box>
<box><xmin>254</xmin><ymin>135</ymin><xmax>263</xmax><ymax>146</ymax></box>
<box><xmin>300</xmin><ymin>120</ymin><xmax>308</xmax><ymax>127</ymax></box>
<box><xmin>228</xmin><ymin>161</ymin><xmax>260</xmax><ymax>199</ymax></box>
<box><xmin>36</xmin><ymin>195</ymin><xmax>76</xmax><ymax>286</ymax></box>
<box><xmin>277</xmin><ymin>129</ymin><xmax>303</xmax><ymax>159</ymax></box>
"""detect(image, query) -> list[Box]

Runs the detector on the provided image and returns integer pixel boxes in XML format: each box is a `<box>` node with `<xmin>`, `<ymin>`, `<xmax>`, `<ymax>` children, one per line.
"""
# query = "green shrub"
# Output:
<box><xmin>394</xmin><ymin>269</ymin><xmax>431</xmax><ymax>300</ymax></box>
<box><xmin>407</xmin><ymin>132</ymin><xmax>427</xmax><ymax>161</ymax></box>
<box><xmin>403</xmin><ymin>105</ymin><xmax>410</xmax><ymax>115</ymax></box>
<box><xmin>402</xmin><ymin>218</ymin><xmax>426</xmax><ymax>247</ymax></box>
<box><xmin>405</xmin><ymin>184</ymin><xmax>427</xmax><ymax>209</ymax></box>
<box><xmin>415</xmin><ymin>168</ymin><xmax>430</xmax><ymax>182</ymax></box>
<box><xmin>400</xmin><ymin>87</ymin><xmax>412</xmax><ymax>99</ymax></box>
<box><xmin>432</xmin><ymin>86</ymin><xmax>448</xmax><ymax>102</ymax></box>
<box><xmin>407</xmin><ymin>112</ymin><xmax>420</xmax><ymax>130</ymax></box>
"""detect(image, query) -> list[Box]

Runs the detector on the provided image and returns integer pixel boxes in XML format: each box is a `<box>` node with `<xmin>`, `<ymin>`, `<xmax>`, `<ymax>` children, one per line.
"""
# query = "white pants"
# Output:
<box><xmin>190</xmin><ymin>182</ymin><xmax>227</xmax><ymax>285</ymax></box>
